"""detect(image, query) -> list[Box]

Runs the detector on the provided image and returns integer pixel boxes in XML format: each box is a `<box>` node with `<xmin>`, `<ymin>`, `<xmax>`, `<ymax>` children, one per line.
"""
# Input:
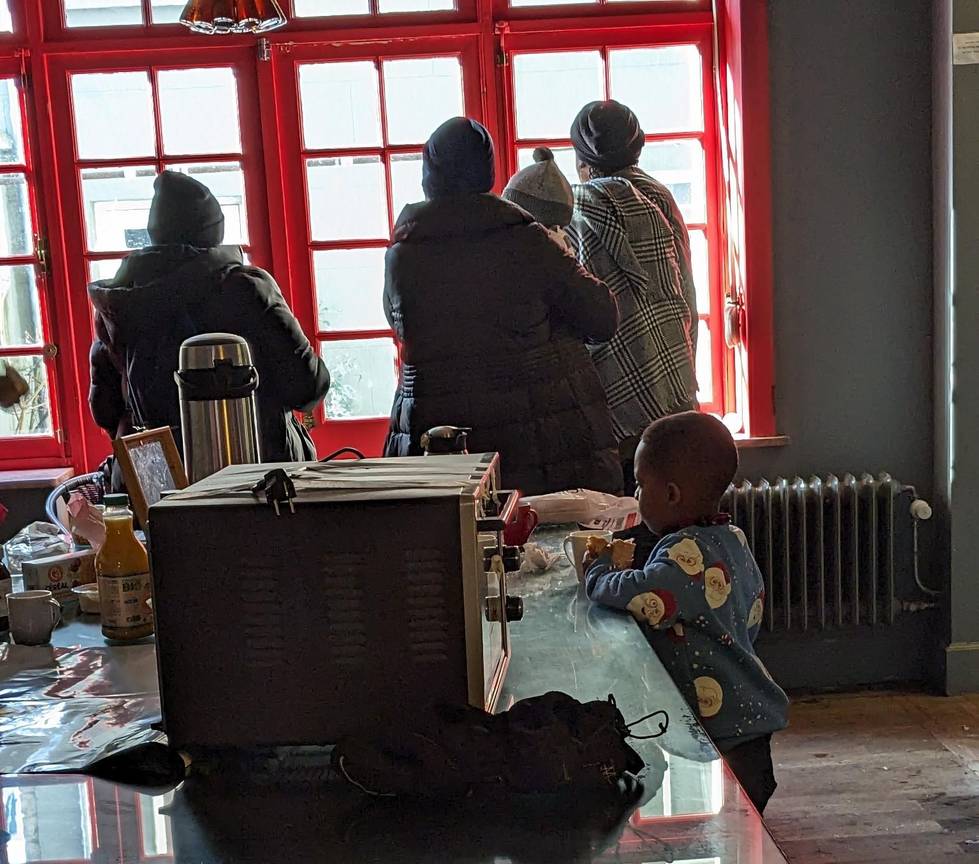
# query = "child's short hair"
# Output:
<box><xmin>639</xmin><ymin>412</ymin><xmax>738</xmax><ymax>506</ymax></box>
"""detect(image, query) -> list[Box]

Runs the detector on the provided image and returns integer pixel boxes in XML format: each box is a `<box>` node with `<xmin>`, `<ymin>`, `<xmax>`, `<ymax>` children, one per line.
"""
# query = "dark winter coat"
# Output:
<box><xmin>383</xmin><ymin>193</ymin><xmax>623</xmax><ymax>496</ymax></box>
<box><xmin>89</xmin><ymin>245</ymin><xmax>330</xmax><ymax>473</ymax></box>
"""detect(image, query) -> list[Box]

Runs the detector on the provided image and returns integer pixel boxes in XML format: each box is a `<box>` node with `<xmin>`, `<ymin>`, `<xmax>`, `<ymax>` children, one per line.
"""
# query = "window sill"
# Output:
<box><xmin>734</xmin><ymin>434</ymin><xmax>790</xmax><ymax>450</ymax></box>
<box><xmin>0</xmin><ymin>467</ymin><xmax>74</xmax><ymax>491</ymax></box>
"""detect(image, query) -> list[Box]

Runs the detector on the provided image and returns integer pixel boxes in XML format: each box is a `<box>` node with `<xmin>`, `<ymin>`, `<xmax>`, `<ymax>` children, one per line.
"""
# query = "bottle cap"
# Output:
<box><xmin>104</xmin><ymin>494</ymin><xmax>130</xmax><ymax>507</ymax></box>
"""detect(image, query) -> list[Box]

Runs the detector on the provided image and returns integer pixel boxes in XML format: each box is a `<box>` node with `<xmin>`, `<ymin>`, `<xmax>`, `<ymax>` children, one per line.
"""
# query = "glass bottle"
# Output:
<box><xmin>96</xmin><ymin>494</ymin><xmax>154</xmax><ymax>642</ymax></box>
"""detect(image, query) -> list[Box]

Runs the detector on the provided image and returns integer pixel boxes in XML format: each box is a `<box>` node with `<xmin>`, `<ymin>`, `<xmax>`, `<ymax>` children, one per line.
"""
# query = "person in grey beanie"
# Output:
<box><xmin>502</xmin><ymin>148</ymin><xmax>575</xmax><ymax>251</ymax></box>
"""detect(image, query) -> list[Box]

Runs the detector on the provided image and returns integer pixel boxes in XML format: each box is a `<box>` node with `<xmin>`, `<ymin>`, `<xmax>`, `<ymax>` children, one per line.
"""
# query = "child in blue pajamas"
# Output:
<box><xmin>585</xmin><ymin>412</ymin><xmax>789</xmax><ymax>813</ymax></box>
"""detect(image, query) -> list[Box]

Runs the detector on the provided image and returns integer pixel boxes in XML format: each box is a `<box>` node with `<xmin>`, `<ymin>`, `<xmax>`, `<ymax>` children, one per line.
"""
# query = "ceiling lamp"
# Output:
<box><xmin>179</xmin><ymin>0</ymin><xmax>287</xmax><ymax>34</ymax></box>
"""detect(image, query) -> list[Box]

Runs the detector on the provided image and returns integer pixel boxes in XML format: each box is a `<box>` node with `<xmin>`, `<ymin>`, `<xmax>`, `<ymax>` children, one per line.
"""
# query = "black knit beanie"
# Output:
<box><xmin>422</xmin><ymin>117</ymin><xmax>495</xmax><ymax>200</ymax></box>
<box><xmin>147</xmin><ymin>170</ymin><xmax>225</xmax><ymax>247</ymax></box>
<box><xmin>570</xmin><ymin>101</ymin><xmax>645</xmax><ymax>174</ymax></box>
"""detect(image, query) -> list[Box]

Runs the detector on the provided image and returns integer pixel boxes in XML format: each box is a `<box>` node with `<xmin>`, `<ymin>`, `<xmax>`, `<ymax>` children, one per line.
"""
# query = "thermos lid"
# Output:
<box><xmin>179</xmin><ymin>333</ymin><xmax>253</xmax><ymax>371</ymax></box>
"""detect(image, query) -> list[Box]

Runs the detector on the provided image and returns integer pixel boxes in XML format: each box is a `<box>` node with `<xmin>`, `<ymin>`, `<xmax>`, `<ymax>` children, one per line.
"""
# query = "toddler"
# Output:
<box><xmin>585</xmin><ymin>411</ymin><xmax>789</xmax><ymax>813</ymax></box>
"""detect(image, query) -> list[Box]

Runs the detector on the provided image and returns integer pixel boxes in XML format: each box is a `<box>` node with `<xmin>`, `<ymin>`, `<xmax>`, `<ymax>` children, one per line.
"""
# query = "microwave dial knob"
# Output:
<box><xmin>485</xmin><ymin>596</ymin><xmax>502</xmax><ymax>622</ymax></box>
<box><xmin>505</xmin><ymin>595</ymin><xmax>524</xmax><ymax>622</ymax></box>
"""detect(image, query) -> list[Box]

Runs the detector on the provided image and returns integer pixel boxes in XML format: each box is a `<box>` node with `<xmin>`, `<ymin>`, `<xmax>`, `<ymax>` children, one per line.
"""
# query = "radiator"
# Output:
<box><xmin>720</xmin><ymin>474</ymin><xmax>934</xmax><ymax>634</ymax></box>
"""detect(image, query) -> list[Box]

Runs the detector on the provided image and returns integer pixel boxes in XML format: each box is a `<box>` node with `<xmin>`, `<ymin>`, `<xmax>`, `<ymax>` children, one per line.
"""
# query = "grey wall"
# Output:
<box><xmin>946</xmin><ymin>0</ymin><xmax>979</xmax><ymax>692</ymax></box>
<box><xmin>740</xmin><ymin>1</ymin><xmax>935</xmax><ymax>511</ymax></box>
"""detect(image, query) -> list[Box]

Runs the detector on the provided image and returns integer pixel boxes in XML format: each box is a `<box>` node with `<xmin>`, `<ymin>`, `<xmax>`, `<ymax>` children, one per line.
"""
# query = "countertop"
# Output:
<box><xmin>0</xmin><ymin>528</ymin><xmax>789</xmax><ymax>863</ymax></box>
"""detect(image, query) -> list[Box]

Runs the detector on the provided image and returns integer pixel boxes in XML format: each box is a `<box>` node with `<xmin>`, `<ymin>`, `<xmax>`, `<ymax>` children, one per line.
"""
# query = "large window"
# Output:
<box><xmin>0</xmin><ymin>0</ymin><xmax>770</xmax><ymax>470</ymax></box>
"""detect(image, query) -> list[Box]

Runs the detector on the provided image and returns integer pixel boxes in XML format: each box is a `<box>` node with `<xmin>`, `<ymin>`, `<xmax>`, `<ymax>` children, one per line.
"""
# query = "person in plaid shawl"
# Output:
<box><xmin>567</xmin><ymin>100</ymin><xmax>698</xmax><ymax>494</ymax></box>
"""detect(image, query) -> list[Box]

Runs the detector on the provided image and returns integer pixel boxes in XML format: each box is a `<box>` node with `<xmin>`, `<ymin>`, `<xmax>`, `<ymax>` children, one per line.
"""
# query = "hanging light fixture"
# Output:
<box><xmin>179</xmin><ymin>0</ymin><xmax>287</xmax><ymax>34</ymax></box>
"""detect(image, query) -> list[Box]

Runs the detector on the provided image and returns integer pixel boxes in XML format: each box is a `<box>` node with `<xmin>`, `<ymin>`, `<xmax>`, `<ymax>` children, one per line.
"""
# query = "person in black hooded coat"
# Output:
<box><xmin>383</xmin><ymin>118</ymin><xmax>622</xmax><ymax>495</ymax></box>
<box><xmin>89</xmin><ymin>171</ymin><xmax>329</xmax><ymax>486</ymax></box>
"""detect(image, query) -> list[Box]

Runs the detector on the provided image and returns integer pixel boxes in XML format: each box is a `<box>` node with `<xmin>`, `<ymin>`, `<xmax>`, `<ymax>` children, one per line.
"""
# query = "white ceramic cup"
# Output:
<box><xmin>563</xmin><ymin>530</ymin><xmax>613</xmax><ymax>584</ymax></box>
<box><xmin>7</xmin><ymin>590</ymin><xmax>62</xmax><ymax>646</ymax></box>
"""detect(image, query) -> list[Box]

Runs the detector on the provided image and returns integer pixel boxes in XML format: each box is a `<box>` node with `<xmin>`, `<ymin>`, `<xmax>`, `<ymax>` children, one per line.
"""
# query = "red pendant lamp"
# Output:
<box><xmin>179</xmin><ymin>0</ymin><xmax>287</xmax><ymax>34</ymax></box>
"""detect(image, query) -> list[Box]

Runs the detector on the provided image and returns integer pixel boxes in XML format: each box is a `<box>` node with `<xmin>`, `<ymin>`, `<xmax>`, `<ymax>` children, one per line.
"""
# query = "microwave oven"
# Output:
<box><xmin>148</xmin><ymin>454</ymin><xmax>523</xmax><ymax>750</ymax></box>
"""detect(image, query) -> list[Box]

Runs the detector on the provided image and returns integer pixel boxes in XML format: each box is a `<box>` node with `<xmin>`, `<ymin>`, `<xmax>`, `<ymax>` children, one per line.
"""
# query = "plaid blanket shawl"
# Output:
<box><xmin>568</xmin><ymin>177</ymin><xmax>697</xmax><ymax>440</ymax></box>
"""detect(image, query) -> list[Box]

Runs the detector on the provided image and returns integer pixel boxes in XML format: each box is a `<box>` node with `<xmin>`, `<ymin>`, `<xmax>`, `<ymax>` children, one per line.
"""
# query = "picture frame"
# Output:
<box><xmin>112</xmin><ymin>427</ymin><xmax>189</xmax><ymax>527</ymax></box>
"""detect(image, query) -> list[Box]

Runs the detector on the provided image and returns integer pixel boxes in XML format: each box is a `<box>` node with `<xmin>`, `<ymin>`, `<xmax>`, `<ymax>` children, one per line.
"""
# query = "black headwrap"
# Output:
<box><xmin>147</xmin><ymin>170</ymin><xmax>225</xmax><ymax>248</ymax></box>
<box><xmin>570</xmin><ymin>101</ymin><xmax>645</xmax><ymax>173</ymax></box>
<box><xmin>421</xmin><ymin>117</ymin><xmax>495</xmax><ymax>200</ymax></box>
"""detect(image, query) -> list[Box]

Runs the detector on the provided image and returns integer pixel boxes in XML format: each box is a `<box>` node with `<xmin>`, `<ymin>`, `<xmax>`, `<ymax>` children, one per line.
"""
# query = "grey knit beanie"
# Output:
<box><xmin>502</xmin><ymin>148</ymin><xmax>574</xmax><ymax>227</ymax></box>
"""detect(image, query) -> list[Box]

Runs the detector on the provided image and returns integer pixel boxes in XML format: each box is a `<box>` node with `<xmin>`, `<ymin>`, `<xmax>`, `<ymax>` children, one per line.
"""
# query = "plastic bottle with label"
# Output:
<box><xmin>96</xmin><ymin>494</ymin><xmax>154</xmax><ymax>641</ymax></box>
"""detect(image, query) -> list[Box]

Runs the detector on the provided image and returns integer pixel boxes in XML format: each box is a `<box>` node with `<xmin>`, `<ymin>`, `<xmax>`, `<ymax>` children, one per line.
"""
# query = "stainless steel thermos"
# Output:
<box><xmin>175</xmin><ymin>333</ymin><xmax>261</xmax><ymax>483</ymax></box>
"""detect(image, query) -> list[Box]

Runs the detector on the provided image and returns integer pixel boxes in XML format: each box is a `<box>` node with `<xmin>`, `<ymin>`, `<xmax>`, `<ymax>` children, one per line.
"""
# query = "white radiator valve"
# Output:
<box><xmin>910</xmin><ymin>499</ymin><xmax>933</xmax><ymax>521</ymax></box>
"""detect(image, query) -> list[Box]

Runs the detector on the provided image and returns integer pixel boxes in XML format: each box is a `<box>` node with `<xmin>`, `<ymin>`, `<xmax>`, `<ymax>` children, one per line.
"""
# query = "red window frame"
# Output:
<box><xmin>0</xmin><ymin>0</ymin><xmax>773</xmax><ymax>471</ymax></box>
<box><xmin>269</xmin><ymin>35</ymin><xmax>484</xmax><ymax>455</ymax></box>
<box><xmin>500</xmin><ymin>16</ymin><xmax>727</xmax><ymax>415</ymax></box>
<box><xmin>0</xmin><ymin>56</ymin><xmax>66</xmax><ymax>467</ymax></box>
<box><xmin>44</xmin><ymin>46</ymin><xmax>272</xmax><ymax>468</ymax></box>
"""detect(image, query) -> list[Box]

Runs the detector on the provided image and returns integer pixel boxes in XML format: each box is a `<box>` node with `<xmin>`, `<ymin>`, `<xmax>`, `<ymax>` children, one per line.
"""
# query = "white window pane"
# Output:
<box><xmin>0</xmin><ymin>355</ymin><xmax>53</xmax><ymax>436</ymax></box>
<box><xmin>293</xmin><ymin>0</ymin><xmax>370</xmax><ymax>15</ymax></box>
<box><xmin>695</xmin><ymin>320</ymin><xmax>712</xmax><ymax>405</ymax></box>
<box><xmin>322</xmin><ymin>338</ymin><xmax>397</xmax><ymax>419</ymax></box>
<box><xmin>0</xmin><ymin>265</ymin><xmax>40</xmax><ymax>348</ymax></box>
<box><xmin>81</xmin><ymin>165</ymin><xmax>157</xmax><ymax>252</ymax></box>
<box><xmin>513</xmin><ymin>52</ymin><xmax>603</xmax><ymax>140</ymax></box>
<box><xmin>390</xmin><ymin>152</ymin><xmax>423</xmax><ymax>221</ymax></box>
<box><xmin>516</xmin><ymin>146</ymin><xmax>577</xmax><ymax>186</ymax></box>
<box><xmin>307</xmin><ymin>157</ymin><xmax>388</xmax><ymax>242</ymax></box>
<box><xmin>0</xmin><ymin>2</ymin><xmax>11</xmax><ymax>31</ymax></box>
<box><xmin>72</xmin><ymin>72</ymin><xmax>155</xmax><ymax>159</ymax></box>
<box><xmin>0</xmin><ymin>79</ymin><xmax>25</xmax><ymax>164</ymax></box>
<box><xmin>167</xmin><ymin>162</ymin><xmax>248</xmax><ymax>244</ymax></box>
<box><xmin>300</xmin><ymin>62</ymin><xmax>381</xmax><ymax>150</ymax></box>
<box><xmin>379</xmin><ymin>0</ymin><xmax>454</xmax><ymax>11</ymax></box>
<box><xmin>158</xmin><ymin>68</ymin><xmax>242</xmax><ymax>156</ymax></box>
<box><xmin>690</xmin><ymin>229</ymin><xmax>709</xmax><ymax>313</ymax></box>
<box><xmin>315</xmin><ymin>248</ymin><xmax>387</xmax><ymax>332</ymax></box>
<box><xmin>89</xmin><ymin>258</ymin><xmax>124</xmax><ymax>283</ymax></box>
<box><xmin>65</xmin><ymin>0</ymin><xmax>143</xmax><ymax>27</ymax></box>
<box><xmin>383</xmin><ymin>58</ymin><xmax>463</xmax><ymax>146</ymax></box>
<box><xmin>511</xmin><ymin>0</ymin><xmax>596</xmax><ymax>7</ymax></box>
<box><xmin>639</xmin><ymin>140</ymin><xmax>706</xmax><ymax>224</ymax></box>
<box><xmin>609</xmin><ymin>46</ymin><xmax>704</xmax><ymax>134</ymax></box>
<box><xmin>151</xmin><ymin>1</ymin><xmax>184</xmax><ymax>22</ymax></box>
<box><xmin>0</xmin><ymin>174</ymin><xmax>33</xmax><ymax>257</ymax></box>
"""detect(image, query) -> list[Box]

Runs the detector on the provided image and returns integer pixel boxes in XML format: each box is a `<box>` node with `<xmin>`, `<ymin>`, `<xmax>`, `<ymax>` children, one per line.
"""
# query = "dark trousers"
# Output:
<box><xmin>720</xmin><ymin>734</ymin><xmax>777</xmax><ymax>814</ymax></box>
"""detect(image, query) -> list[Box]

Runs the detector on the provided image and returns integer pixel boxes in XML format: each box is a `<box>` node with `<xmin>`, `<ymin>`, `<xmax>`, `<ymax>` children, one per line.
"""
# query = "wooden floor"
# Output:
<box><xmin>766</xmin><ymin>692</ymin><xmax>979</xmax><ymax>863</ymax></box>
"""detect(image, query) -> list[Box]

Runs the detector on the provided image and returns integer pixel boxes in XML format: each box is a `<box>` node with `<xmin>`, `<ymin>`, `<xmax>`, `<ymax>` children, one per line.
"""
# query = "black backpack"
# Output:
<box><xmin>332</xmin><ymin>691</ymin><xmax>660</xmax><ymax>799</ymax></box>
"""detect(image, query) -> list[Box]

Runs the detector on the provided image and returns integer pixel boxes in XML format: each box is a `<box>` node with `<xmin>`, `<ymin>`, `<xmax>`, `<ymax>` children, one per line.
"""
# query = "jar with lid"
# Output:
<box><xmin>96</xmin><ymin>494</ymin><xmax>153</xmax><ymax>641</ymax></box>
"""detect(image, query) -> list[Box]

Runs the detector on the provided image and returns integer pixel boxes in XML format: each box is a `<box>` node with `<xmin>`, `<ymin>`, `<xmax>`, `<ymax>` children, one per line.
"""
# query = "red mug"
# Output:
<box><xmin>504</xmin><ymin>503</ymin><xmax>539</xmax><ymax>547</ymax></box>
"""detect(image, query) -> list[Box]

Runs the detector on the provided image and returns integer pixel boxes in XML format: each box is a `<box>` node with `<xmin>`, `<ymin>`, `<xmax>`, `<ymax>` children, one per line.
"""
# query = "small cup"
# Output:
<box><xmin>563</xmin><ymin>530</ymin><xmax>613</xmax><ymax>584</ymax></box>
<box><xmin>504</xmin><ymin>503</ymin><xmax>539</xmax><ymax>547</ymax></box>
<box><xmin>7</xmin><ymin>590</ymin><xmax>62</xmax><ymax>646</ymax></box>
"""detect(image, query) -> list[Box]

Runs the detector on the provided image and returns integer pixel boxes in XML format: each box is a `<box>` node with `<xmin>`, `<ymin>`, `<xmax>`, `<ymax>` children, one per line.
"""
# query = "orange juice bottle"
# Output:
<box><xmin>96</xmin><ymin>494</ymin><xmax>154</xmax><ymax>641</ymax></box>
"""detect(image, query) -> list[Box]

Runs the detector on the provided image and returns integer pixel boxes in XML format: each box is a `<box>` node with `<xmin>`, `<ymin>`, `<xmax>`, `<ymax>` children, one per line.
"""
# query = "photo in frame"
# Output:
<box><xmin>112</xmin><ymin>427</ymin><xmax>189</xmax><ymax>527</ymax></box>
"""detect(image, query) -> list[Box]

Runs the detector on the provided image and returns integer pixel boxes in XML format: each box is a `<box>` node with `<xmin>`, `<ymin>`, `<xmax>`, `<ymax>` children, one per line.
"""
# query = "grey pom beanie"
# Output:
<box><xmin>502</xmin><ymin>148</ymin><xmax>574</xmax><ymax>228</ymax></box>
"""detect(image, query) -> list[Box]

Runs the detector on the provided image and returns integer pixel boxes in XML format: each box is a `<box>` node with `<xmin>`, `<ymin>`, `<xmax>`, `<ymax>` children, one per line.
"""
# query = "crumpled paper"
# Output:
<box><xmin>3</xmin><ymin>521</ymin><xmax>70</xmax><ymax>575</ymax></box>
<box><xmin>518</xmin><ymin>542</ymin><xmax>561</xmax><ymax>574</ymax></box>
